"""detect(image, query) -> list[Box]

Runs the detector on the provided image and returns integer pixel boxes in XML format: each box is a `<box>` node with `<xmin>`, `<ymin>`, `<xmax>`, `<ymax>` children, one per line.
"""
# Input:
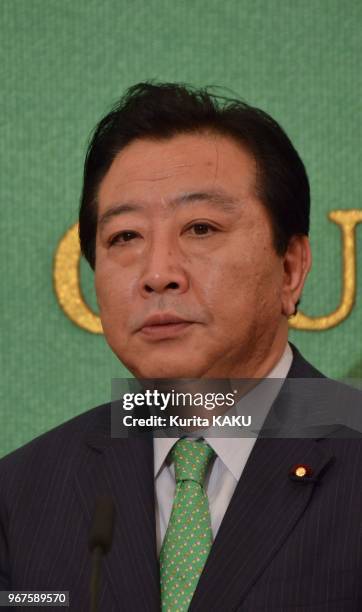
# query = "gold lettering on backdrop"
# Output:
<box><xmin>53</xmin><ymin>211</ymin><xmax>362</xmax><ymax>334</ymax></box>
<box><xmin>290</xmin><ymin>210</ymin><xmax>362</xmax><ymax>330</ymax></box>
<box><xmin>53</xmin><ymin>224</ymin><xmax>103</xmax><ymax>334</ymax></box>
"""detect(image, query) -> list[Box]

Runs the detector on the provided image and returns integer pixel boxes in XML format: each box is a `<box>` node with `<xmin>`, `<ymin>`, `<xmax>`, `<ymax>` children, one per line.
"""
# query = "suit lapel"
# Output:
<box><xmin>189</xmin><ymin>343</ymin><xmax>334</xmax><ymax>611</ymax></box>
<box><xmin>74</xmin><ymin>430</ymin><xmax>160</xmax><ymax>611</ymax></box>
<box><xmin>189</xmin><ymin>436</ymin><xmax>335</xmax><ymax>611</ymax></box>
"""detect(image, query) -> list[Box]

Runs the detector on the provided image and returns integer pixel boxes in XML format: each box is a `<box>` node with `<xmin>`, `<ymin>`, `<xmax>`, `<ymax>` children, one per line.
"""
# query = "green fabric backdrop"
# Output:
<box><xmin>1</xmin><ymin>0</ymin><xmax>361</xmax><ymax>457</ymax></box>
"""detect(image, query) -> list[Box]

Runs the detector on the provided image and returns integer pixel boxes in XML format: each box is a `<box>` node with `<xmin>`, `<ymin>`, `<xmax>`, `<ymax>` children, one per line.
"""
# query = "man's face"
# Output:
<box><xmin>95</xmin><ymin>132</ymin><xmax>288</xmax><ymax>378</ymax></box>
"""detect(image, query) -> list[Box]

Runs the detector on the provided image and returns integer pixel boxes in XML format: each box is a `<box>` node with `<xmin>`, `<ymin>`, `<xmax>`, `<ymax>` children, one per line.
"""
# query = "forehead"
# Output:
<box><xmin>97</xmin><ymin>132</ymin><xmax>257</xmax><ymax>211</ymax></box>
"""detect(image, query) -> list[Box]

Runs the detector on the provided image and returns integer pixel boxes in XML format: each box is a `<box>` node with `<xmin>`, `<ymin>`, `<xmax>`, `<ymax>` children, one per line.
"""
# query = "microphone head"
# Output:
<box><xmin>88</xmin><ymin>496</ymin><xmax>115</xmax><ymax>555</ymax></box>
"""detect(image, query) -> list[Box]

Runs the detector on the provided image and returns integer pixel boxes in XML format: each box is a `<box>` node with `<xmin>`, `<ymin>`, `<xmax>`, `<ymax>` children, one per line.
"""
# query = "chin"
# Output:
<box><xmin>132</xmin><ymin>366</ymin><xmax>199</xmax><ymax>380</ymax></box>
<box><xmin>125</xmin><ymin>356</ymin><xmax>205</xmax><ymax>380</ymax></box>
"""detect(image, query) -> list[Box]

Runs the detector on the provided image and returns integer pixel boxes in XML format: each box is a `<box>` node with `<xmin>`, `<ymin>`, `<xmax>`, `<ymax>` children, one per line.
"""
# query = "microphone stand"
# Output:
<box><xmin>88</xmin><ymin>497</ymin><xmax>115</xmax><ymax>612</ymax></box>
<box><xmin>90</xmin><ymin>545</ymin><xmax>103</xmax><ymax>612</ymax></box>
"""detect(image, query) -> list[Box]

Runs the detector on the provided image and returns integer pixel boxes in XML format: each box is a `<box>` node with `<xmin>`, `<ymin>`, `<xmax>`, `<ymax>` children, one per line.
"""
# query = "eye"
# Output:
<box><xmin>108</xmin><ymin>231</ymin><xmax>139</xmax><ymax>246</ymax></box>
<box><xmin>187</xmin><ymin>223</ymin><xmax>218</xmax><ymax>236</ymax></box>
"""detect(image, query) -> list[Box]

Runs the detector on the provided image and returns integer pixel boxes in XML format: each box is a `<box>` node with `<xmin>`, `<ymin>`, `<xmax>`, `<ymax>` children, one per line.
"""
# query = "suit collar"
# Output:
<box><xmin>287</xmin><ymin>342</ymin><xmax>325</xmax><ymax>378</ymax></box>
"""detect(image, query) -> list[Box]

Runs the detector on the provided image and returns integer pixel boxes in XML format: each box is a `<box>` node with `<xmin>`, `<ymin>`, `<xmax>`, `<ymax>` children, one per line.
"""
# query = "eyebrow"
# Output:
<box><xmin>98</xmin><ymin>189</ymin><xmax>241</xmax><ymax>228</ymax></box>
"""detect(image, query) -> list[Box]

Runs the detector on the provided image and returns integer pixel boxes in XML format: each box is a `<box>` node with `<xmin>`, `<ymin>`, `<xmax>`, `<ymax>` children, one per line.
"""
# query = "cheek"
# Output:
<box><xmin>94</xmin><ymin>262</ymin><xmax>136</xmax><ymax>320</ymax></box>
<box><xmin>251</xmin><ymin>257</ymin><xmax>284</xmax><ymax>317</ymax></box>
<box><xmin>200</xmin><ymin>245</ymin><xmax>282</xmax><ymax>320</ymax></box>
<box><xmin>192</xmin><ymin>258</ymin><xmax>226</xmax><ymax>310</ymax></box>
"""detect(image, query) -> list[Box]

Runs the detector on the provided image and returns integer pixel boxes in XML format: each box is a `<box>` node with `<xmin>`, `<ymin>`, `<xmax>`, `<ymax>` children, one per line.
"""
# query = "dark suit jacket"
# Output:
<box><xmin>0</xmin><ymin>343</ymin><xmax>361</xmax><ymax>611</ymax></box>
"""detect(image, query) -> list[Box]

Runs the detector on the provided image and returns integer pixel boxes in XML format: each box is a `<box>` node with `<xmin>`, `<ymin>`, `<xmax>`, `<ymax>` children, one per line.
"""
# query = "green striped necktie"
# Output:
<box><xmin>160</xmin><ymin>438</ymin><xmax>216</xmax><ymax>611</ymax></box>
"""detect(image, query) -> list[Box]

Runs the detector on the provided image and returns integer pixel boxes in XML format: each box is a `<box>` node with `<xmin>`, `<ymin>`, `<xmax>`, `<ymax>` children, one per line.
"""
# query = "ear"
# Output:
<box><xmin>281</xmin><ymin>235</ymin><xmax>312</xmax><ymax>317</ymax></box>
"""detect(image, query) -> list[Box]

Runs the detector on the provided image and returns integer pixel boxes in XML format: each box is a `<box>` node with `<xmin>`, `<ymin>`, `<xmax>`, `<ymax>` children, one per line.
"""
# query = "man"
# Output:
<box><xmin>0</xmin><ymin>82</ymin><xmax>361</xmax><ymax>611</ymax></box>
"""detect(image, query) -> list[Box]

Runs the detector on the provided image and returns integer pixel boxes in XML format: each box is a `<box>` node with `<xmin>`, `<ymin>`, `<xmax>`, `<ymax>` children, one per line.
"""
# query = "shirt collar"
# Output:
<box><xmin>153</xmin><ymin>342</ymin><xmax>293</xmax><ymax>478</ymax></box>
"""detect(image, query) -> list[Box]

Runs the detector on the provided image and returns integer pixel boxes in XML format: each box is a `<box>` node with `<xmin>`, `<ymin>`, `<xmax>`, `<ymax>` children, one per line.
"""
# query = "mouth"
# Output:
<box><xmin>138</xmin><ymin>314</ymin><xmax>195</xmax><ymax>340</ymax></box>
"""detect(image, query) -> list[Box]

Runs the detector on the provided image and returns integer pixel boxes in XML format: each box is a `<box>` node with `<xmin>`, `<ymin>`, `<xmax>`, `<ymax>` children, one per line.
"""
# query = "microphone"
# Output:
<box><xmin>88</xmin><ymin>496</ymin><xmax>115</xmax><ymax>612</ymax></box>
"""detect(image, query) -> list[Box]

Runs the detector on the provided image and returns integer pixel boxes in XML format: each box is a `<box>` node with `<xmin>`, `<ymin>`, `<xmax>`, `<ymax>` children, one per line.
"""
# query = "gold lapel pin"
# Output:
<box><xmin>290</xmin><ymin>464</ymin><xmax>313</xmax><ymax>479</ymax></box>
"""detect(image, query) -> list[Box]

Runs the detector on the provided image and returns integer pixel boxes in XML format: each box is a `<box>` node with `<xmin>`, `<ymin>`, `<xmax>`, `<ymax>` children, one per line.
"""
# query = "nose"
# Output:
<box><xmin>138</xmin><ymin>237</ymin><xmax>189</xmax><ymax>297</ymax></box>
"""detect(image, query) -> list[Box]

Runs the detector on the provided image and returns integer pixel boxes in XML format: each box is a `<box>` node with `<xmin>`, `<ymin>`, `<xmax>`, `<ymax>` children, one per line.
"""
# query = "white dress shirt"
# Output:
<box><xmin>154</xmin><ymin>342</ymin><xmax>293</xmax><ymax>555</ymax></box>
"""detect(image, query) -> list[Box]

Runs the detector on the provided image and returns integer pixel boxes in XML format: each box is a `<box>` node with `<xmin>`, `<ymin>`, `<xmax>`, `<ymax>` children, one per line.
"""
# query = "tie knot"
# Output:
<box><xmin>171</xmin><ymin>439</ymin><xmax>215</xmax><ymax>485</ymax></box>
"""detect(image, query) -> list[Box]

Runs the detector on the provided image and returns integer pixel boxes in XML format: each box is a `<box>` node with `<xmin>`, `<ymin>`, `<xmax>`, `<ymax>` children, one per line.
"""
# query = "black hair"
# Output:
<box><xmin>79</xmin><ymin>81</ymin><xmax>310</xmax><ymax>276</ymax></box>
